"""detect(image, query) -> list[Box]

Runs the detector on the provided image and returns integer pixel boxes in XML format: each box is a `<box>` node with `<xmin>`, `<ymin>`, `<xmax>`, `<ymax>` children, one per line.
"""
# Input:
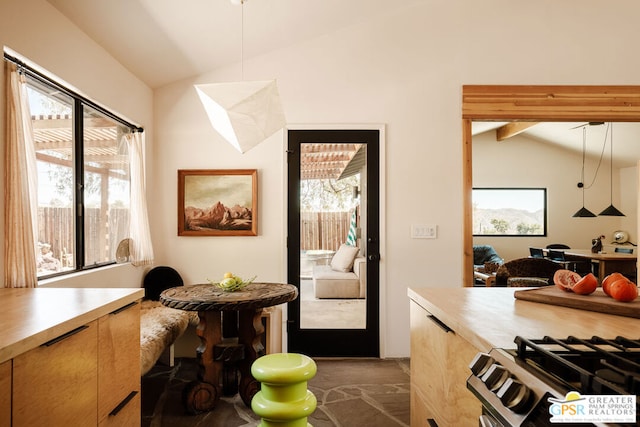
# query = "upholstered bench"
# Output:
<box><xmin>139</xmin><ymin>265</ymin><xmax>199</xmax><ymax>376</ymax></box>
<box><xmin>140</xmin><ymin>300</ymin><xmax>198</xmax><ymax>376</ymax></box>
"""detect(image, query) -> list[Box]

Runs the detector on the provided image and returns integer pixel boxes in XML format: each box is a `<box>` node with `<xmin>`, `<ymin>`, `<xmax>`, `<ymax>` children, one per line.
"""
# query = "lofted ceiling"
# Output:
<box><xmin>472</xmin><ymin>121</ymin><xmax>640</xmax><ymax>169</ymax></box>
<box><xmin>45</xmin><ymin>1</ymin><xmax>640</xmax><ymax>168</ymax></box>
<box><xmin>46</xmin><ymin>0</ymin><xmax>421</xmax><ymax>89</ymax></box>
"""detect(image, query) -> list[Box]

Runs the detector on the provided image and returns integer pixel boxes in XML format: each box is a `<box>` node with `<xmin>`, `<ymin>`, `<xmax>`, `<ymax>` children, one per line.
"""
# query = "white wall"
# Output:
<box><xmin>0</xmin><ymin>0</ymin><xmax>154</xmax><ymax>289</ymax></box>
<box><xmin>153</xmin><ymin>1</ymin><xmax>640</xmax><ymax>357</ymax></box>
<box><xmin>473</xmin><ymin>131</ymin><xmax>637</xmax><ymax>262</ymax></box>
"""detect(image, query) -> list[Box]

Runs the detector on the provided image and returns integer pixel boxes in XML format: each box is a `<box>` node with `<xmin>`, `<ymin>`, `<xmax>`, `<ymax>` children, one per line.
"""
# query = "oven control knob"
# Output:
<box><xmin>481</xmin><ymin>364</ymin><xmax>510</xmax><ymax>392</ymax></box>
<box><xmin>496</xmin><ymin>378</ymin><xmax>532</xmax><ymax>413</ymax></box>
<box><xmin>469</xmin><ymin>352</ymin><xmax>494</xmax><ymax>377</ymax></box>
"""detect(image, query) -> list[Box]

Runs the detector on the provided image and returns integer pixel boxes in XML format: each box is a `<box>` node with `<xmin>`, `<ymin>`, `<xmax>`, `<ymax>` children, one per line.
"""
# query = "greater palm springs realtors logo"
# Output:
<box><xmin>548</xmin><ymin>391</ymin><xmax>636</xmax><ymax>423</ymax></box>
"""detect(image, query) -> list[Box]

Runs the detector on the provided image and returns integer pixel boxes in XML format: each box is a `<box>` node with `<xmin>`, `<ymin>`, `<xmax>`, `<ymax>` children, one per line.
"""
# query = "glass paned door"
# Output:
<box><xmin>287</xmin><ymin>129</ymin><xmax>380</xmax><ymax>357</ymax></box>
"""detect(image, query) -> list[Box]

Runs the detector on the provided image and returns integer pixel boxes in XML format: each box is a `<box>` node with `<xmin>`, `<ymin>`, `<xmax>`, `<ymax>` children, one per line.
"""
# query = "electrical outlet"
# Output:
<box><xmin>411</xmin><ymin>224</ymin><xmax>437</xmax><ymax>239</ymax></box>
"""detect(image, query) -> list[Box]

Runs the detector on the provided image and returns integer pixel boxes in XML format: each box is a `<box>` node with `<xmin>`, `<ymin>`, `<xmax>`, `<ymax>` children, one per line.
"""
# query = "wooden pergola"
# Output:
<box><xmin>300</xmin><ymin>143</ymin><xmax>364</xmax><ymax>180</ymax></box>
<box><xmin>32</xmin><ymin>114</ymin><xmax>128</xmax><ymax>178</ymax></box>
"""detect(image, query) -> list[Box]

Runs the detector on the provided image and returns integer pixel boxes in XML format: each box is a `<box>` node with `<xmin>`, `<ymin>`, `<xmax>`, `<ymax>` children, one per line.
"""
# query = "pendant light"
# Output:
<box><xmin>599</xmin><ymin>123</ymin><xmax>625</xmax><ymax>216</ymax></box>
<box><xmin>573</xmin><ymin>127</ymin><xmax>596</xmax><ymax>217</ymax></box>
<box><xmin>195</xmin><ymin>0</ymin><xmax>286</xmax><ymax>154</ymax></box>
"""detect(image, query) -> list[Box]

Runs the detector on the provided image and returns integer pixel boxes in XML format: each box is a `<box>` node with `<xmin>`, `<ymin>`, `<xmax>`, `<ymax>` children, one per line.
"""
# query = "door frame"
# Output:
<box><xmin>283</xmin><ymin>123</ymin><xmax>386</xmax><ymax>356</ymax></box>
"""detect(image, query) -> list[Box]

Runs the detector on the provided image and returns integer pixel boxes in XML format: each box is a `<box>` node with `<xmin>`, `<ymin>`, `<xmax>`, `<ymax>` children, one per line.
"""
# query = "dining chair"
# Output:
<box><xmin>546</xmin><ymin>243</ymin><xmax>571</xmax><ymax>250</ymax></box>
<box><xmin>546</xmin><ymin>249</ymin><xmax>574</xmax><ymax>270</ymax></box>
<box><xmin>614</xmin><ymin>247</ymin><xmax>634</xmax><ymax>254</ymax></box>
<box><xmin>529</xmin><ymin>247</ymin><xmax>544</xmax><ymax>258</ymax></box>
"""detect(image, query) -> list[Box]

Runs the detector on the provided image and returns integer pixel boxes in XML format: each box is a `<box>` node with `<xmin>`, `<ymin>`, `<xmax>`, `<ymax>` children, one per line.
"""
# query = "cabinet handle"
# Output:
<box><xmin>110</xmin><ymin>301</ymin><xmax>137</xmax><ymax>315</ymax></box>
<box><xmin>427</xmin><ymin>315</ymin><xmax>453</xmax><ymax>334</ymax></box>
<box><xmin>426</xmin><ymin>419</ymin><xmax>439</xmax><ymax>426</ymax></box>
<box><xmin>109</xmin><ymin>391</ymin><xmax>138</xmax><ymax>416</ymax></box>
<box><xmin>43</xmin><ymin>325</ymin><xmax>89</xmax><ymax>346</ymax></box>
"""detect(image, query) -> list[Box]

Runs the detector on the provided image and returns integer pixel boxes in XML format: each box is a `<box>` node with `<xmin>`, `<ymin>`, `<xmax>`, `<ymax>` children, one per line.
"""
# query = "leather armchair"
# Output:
<box><xmin>494</xmin><ymin>257</ymin><xmax>562</xmax><ymax>287</ymax></box>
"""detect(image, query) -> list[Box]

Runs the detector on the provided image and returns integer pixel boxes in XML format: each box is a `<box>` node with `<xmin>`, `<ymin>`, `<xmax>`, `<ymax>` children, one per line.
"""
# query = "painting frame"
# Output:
<box><xmin>178</xmin><ymin>169</ymin><xmax>258</xmax><ymax>236</ymax></box>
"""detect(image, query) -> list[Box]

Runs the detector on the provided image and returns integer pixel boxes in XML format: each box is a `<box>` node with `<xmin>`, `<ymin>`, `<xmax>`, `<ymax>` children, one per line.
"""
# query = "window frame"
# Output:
<box><xmin>5</xmin><ymin>52</ymin><xmax>142</xmax><ymax>279</ymax></box>
<box><xmin>472</xmin><ymin>187</ymin><xmax>548</xmax><ymax>237</ymax></box>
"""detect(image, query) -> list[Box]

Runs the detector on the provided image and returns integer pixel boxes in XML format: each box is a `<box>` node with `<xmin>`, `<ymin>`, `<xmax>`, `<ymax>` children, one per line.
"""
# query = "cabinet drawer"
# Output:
<box><xmin>98</xmin><ymin>302</ymin><xmax>141</xmax><ymax>425</ymax></box>
<box><xmin>13</xmin><ymin>321</ymin><xmax>98</xmax><ymax>426</ymax></box>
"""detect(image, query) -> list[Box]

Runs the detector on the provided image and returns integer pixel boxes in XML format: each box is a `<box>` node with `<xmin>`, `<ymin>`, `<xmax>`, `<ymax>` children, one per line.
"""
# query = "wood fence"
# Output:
<box><xmin>37</xmin><ymin>208</ymin><xmax>348</xmax><ymax>269</ymax></box>
<box><xmin>37</xmin><ymin>207</ymin><xmax>129</xmax><ymax>268</ymax></box>
<box><xmin>300</xmin><ymin>211</ymin><xmax>352</xmax><ymax>251</ymax></box>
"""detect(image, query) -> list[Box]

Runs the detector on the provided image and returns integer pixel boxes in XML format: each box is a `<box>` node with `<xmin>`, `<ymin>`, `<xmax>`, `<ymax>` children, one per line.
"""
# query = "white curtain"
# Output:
<box><xmin>4</xmin><ymin>62</ymin><xmax>38</xmax><ymax>287</ymax></box>
<box><xmin>125</xmin><ymin>131</ymin><xmax>154</xmax><ymax>266</ymax></box>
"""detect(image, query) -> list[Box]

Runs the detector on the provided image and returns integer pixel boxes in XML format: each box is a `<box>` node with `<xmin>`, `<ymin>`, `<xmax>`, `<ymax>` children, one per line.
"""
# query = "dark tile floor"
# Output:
<box><xmin>142</xmin><ymin>357</ymin><xmax>410</xmax><ymax>427</ymax></box>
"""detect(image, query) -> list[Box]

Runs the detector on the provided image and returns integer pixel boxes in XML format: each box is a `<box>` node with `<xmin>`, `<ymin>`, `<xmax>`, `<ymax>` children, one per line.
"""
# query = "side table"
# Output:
<box><xmin>160</xmin><ymin>282</ymin><xmax>298</xmax><ymax>413</ymax></box>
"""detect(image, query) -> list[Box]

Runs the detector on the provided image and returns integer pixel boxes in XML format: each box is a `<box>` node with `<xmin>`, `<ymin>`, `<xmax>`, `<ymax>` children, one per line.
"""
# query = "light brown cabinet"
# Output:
<box><xmin>409</xmin><ymin>299</ymin><xmax>481</xmax><ymax>426</ymax></box>
<box><xmin>2</xmin><ymin>293</ymin><xmax>141</xmax><ymax>427</ymax></box>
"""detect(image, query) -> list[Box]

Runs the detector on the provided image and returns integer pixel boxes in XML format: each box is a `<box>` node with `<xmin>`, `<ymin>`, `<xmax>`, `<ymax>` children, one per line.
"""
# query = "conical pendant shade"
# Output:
<box><xmin>195</xmin><ymin>80</ymin><xmax>286</xmax><ymax>153</ymax></box>
<box><xmin>599</xmin><ymin>204</ymin><xmax>625</xmax><ymax>216</ymax></box>
<box><xmin>573</xmin><ymin>206</ymin><xmax>597</xmax><ymax>218</ymax></box>
<box><xmin>598</xmin><ymin>123</ymin><xmax>625</xmax><ymax>216</ymax></box>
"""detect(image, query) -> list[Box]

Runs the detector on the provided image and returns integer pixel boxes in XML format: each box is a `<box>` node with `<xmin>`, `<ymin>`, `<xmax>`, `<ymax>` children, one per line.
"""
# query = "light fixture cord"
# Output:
<box><xmin>241</xmin><ymin>0</ymin><xmax>244</xmax><ymax>80</ymax></box>
<box><xmin>584</xmin><ymin>122</ymin><xmax>609</xmax><ymax>189</ymax></box>
<box><xmin>581</xmin><ymin>127</ymin><xmax>586</xmax><ymax>183</ymax></box>
<box><xmin>609</xmin><ymin>123</ymin><xmax>614</xmax><ymax>203</ymax></box>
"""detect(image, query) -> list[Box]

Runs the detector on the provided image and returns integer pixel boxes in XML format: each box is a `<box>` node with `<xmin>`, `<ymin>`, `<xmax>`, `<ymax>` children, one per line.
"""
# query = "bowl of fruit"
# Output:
<box><xmin>208</xmin><ymin>272</ymin><xmax>256</xmax><ymax>292</ymax></box>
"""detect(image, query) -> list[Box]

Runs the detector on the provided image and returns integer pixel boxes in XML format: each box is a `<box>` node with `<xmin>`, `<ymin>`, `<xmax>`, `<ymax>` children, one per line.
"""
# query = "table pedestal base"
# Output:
<box><xmin>182</xmin><ymin>308</ymin><xmax>265</xmax><ymax>414</ymax></box>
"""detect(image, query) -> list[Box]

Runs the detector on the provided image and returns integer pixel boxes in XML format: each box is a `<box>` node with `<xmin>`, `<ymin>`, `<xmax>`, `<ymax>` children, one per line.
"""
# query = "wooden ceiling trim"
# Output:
<box><xmin>462</xmin><ymin>85</ymin><xmax>640</xmax><ymax>121</ymax></box>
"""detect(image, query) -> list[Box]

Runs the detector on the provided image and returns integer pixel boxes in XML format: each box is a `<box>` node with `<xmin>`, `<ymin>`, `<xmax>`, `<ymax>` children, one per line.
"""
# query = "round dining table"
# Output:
<box><xmin>160</xmin><ymin>282</ymin><xmax>298</xmax><ymax>414</ymax></box>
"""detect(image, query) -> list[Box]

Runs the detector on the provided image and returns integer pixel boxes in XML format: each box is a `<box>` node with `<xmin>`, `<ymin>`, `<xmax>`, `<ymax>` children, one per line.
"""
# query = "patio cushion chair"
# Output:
<box><xmin>494</xmin><ymin>257</ymin><xmax>562</xmax><ymax>287</ymax></box>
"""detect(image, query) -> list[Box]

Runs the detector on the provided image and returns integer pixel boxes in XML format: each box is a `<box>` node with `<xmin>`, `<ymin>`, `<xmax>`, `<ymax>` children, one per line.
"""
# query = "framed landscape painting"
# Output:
<box><xmin>178</xmin><ymin>169</ymin><xmax>258</xmax><ymax>236</ymax></box>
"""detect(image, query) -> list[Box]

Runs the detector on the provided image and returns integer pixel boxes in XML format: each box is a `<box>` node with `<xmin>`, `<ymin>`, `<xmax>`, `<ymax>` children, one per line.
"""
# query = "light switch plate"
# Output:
<box><xmin>411</xmin><ymin>224</ymin><xmax>437</xmax><ymax>239</ymax></box>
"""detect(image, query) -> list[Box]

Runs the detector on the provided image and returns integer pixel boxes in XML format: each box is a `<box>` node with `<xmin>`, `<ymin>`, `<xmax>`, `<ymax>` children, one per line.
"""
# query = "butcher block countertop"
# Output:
<box><xmin>408</xmin><ymin>287</ymin><xmax>639</xmax><ymax>353</ymax></box>
<box><xmin>0</xmin><ymin>287</ymin><xmax>144</xmax><ymax>363</ymax></box>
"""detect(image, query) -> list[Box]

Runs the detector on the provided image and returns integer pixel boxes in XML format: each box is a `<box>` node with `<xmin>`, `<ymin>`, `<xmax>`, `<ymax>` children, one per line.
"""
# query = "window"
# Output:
<box><xmin>19</xmin><ymin>64</ymin><xmax>135</xmax><ymax>278</ymax></box>
<box><xmin>472</xmin><ymin>188</ymin><xmax>547</xmax><ymax>236</ymax></box>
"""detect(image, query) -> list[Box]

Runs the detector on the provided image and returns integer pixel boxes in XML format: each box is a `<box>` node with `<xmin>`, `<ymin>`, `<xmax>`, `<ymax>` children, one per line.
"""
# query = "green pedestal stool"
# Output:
<box><xmin>251</xmin><ymin>353</ymin><xmax>317</xmax><ymax>427</ymax></box>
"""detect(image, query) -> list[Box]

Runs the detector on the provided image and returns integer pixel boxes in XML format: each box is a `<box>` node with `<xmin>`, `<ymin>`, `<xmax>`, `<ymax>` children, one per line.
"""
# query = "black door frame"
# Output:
<box><xmin>286</xmin><ymin>129</ymin><xmax>380</xmax><ymax>357</ymax></box>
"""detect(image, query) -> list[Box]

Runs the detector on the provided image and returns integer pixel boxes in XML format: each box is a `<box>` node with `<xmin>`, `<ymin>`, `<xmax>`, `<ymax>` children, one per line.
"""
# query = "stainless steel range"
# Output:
<box><xmin>467</xmin><ymin>336</ymin><xmax>639</xmax><ymax>427</ymax></box>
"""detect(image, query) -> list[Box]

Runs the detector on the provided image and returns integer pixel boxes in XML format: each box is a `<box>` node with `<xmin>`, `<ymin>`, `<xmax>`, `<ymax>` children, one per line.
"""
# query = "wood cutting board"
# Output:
<box><xmin>514</xmin><ymin>287</ymin><xmax>640</xmax><ymax>319</ymax></box>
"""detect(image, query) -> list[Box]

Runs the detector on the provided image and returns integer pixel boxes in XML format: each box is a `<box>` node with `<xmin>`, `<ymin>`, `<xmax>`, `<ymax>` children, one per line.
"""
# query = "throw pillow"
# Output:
<box><xmin>330</xmin><ymin>244</ymin><xmax>360</xmax><ymax>272</ymax></box>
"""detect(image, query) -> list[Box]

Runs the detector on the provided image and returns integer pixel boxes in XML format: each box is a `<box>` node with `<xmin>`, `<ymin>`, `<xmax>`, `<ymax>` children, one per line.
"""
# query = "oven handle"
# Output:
<box><xmin>427</xmin><ymin>314</ymin><xmax>454</xmax><ymax>333</ymax></box>
<box><xmin>479</xmin><ymin>414</ymin><xmax>503</xmax><ymax>427</ymax></box>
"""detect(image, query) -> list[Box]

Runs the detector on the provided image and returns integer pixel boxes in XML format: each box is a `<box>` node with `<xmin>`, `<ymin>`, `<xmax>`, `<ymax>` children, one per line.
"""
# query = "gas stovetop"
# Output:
<box><xmin>467</xmin><ymin>335</ymin><xmax>639</xmax><ymax>427</ymax></box>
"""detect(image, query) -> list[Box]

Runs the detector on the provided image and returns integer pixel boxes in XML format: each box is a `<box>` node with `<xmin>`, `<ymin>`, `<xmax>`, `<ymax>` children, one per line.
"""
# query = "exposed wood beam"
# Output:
<box><xmin>496</xmin><ymin>122</ymin><xmax>539</xmax><ymax>141</ymax></box>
